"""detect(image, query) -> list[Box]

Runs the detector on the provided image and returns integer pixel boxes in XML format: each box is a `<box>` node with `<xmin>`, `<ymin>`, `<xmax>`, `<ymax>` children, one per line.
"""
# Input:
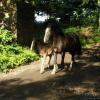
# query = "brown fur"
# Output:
<box><xmin>31</xmin><ymin>39</ymin><xmax>53</xmax><ymax>73</ymax></box>
<box><xmin>34</xmin><ymin>40</ymin><xmax>53</xmax><ymax>57</ymax></box>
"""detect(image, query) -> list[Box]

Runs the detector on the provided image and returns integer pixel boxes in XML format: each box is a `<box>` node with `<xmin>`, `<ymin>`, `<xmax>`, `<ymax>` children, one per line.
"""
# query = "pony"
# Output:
<box><xmin>32</xmin><ymin>39</ymin><xmax>53</xmax><ymax>74</ymax></box>
<box><xmin>44</xmin><ymin>19</ymin><xmax>82</xmax><ymax>74</ymax></box>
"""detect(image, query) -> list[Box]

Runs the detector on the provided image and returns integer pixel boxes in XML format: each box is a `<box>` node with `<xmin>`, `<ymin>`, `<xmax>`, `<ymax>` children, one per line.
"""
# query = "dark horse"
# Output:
<box><xmin>44</xmin><ymin>19</ymin><xmax>82</xmax><ymax>74</ymax></box>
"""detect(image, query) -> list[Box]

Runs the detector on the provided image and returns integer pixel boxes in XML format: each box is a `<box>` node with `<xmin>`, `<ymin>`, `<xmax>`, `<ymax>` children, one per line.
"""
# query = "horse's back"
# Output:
<box><xmin>66</xmin><ymin>33</ymin><xmax>82</xmax><ymax>55</ymax></box>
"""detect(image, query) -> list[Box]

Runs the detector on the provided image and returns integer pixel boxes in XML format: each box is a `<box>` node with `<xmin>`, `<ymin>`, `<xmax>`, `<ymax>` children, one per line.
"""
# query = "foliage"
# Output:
<box><xmin>64</xmin><ymin>27</ymin><xmax>81</xmax><ymax>33</ymax></box>
<box><xmin>0</xmin><ymin>27</ymin><xmax>16</xmax><ymax>44</ymax></box>
<box><xmin>34</xmin><ymin>0</ymin><xmax>98</xmax><ymax>26</ymax></box>
<box><xmin>0</xmin><ymin>27</ymin><xmax>39</xmax><ymax>72</ymax></box>
<box><xmin>0</xmin><ymin>0</ymin><xmax>16</xmax><ymax>32</ymax></box>
<box><xmin>93</xmin><ymin>28</ymin><xmax>100</xmax><ymax>43</ymax></box>
<box><xmin>70</xmin><ymin>8</ymin><xmax>98</xmax><ymax>26</ymax></box>
<box><xmin>63</xmin><ymin>26</ymin><xmax>100</xmax><ymax>47</ymax></box>
<box><xmin>1</xmin><ymin>0</ymin><xmax>99</xmax><ymax>32</ymax></box>
<box><xmin>0</xmin><ymin>44</ymin><xmax>39</xmax><ymax>72</ymax></box>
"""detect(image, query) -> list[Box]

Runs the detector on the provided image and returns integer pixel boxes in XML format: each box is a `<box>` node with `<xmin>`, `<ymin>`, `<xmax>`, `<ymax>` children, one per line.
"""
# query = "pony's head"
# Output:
<box><xmin>44</xmin><ymin>19</ymin><xmax>60</xmax><ymax>43</ymax></box>
<box><xmin>44</xmin><ymin>25</ymin><xmax>53</xmax><ymax>43</ymax></box>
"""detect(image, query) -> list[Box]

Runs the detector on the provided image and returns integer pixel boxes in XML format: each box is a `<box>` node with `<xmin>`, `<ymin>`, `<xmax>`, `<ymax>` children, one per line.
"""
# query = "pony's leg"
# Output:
<box><xmin>47</xmin><ymin>54</ymin><xmax>52</xmax><ymax>68</ymax></box>
<box><xmin>61</xmin><ymin>52</ymin><xmax>65</xmax><ymax>69</ymax></box>
<box><xmin>68</xmin><ymin>55</ymin><xmax>75</xmax><ymax>71</ymax></box>
<box><xmin>51</xmin><ymin>52</ymin><xmax>58</xmax><ymax>74</ymax></box>
<box><xmin>40</xmin><ymin>55</ymin><xmax>46</xmax><ymax>74</ymax></box>
<box><xmin>30</xmin><ymin>39</ymin><xmax>35</xmax><ymax>50</ymax></box>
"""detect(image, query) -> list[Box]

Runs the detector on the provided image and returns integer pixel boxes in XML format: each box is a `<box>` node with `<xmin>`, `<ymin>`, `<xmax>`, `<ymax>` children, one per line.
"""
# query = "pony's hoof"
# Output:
<box><xmin>51</xmin><ymin>64</ymin><xmax>58</xmax><ymax>74</ymax></box>
<box><xmin>68</xmin><ymin>68</ymin><xmax>72</xmax><ymax>71</ymax></box>
<box><xmin>40</xmin><ymin>70</ymin><xmax>44</xmax><ymax>74</ymax></box>
<box><xmin>47</xmin><ymin>65</ymin><xmax>50</xmax><ymax>68</ymax></box>
<box><xmin>51</xmin><ymin>71</ymin><xmax>56</xmax><ymax>75</ymax></box>
<box><xmin>51</xmin><ymin>69</ymin><xmax>57</xmax><ymax>75</ymax></box>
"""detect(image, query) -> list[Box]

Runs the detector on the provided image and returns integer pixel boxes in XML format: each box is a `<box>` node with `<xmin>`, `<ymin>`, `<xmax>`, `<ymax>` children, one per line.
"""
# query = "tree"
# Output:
<box><xmin>0</xmin><ymin>0</ymin><xmax>36</xmax><ymax>47</ymax></box>
<box><xmin>35</xmin><ymin>0</ymin><xmax>82</xmax><ymax>24</ymax></box>
<box><xmin>16</xmin><ymin>0</ymin><xmax>35</xmax><ymax>46</ymax></box>
<box><xmin>35</xmin><ymin>0</ymin><xmax>98</xmax><ymax>26</ymax></box>
<box><xmin>0</xmin><ymin>0</ymin><xmax>16</xmax><ymax>33</ymax></box>
<box><xmin>98</xmin><ymin>0</ymin><xmax>100</xmax><ymax>28</ymax></box>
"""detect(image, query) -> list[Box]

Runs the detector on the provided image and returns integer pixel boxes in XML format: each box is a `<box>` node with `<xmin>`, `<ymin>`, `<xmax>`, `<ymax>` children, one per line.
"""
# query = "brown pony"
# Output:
<box><xmin>31</xmin><ymin>39</ymin><xmax>53</xmax><ymax>74</ymax></box>
<box><xmin>44</xmin><ymin>19</ymin><xmax>82</xmax><ymax>74</ymax></box>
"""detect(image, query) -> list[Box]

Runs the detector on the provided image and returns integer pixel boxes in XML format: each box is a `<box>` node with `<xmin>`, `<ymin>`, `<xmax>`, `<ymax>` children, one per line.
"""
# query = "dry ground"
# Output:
<box><xmin>0</xmin><ymin>43</ymin><xmax>100</xmax><ymax>100</ymax></box>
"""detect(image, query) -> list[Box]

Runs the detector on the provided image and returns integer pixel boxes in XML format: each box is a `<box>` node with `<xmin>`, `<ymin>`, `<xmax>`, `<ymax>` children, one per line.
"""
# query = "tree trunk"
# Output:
<box><xmin>0</xmin><ymin>0</ymin><xmax>16</xmax><ymax>33</ymax></box>
<box><xmin>98</xmin><ymin>0</ymin><xmax>100</xmax><ymax>28</ymax></box>
<box><xmin>17</xmin><ymin>1</ymin><xmax>35</xmax><ymax>47</ymax></box>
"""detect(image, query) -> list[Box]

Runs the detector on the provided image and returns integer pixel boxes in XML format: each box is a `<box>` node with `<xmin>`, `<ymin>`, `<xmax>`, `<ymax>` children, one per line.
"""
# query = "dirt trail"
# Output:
<box><xmin>0</xmin><ymin>43</ymin><xmax>100</xmax><ymax>100</ymax></box>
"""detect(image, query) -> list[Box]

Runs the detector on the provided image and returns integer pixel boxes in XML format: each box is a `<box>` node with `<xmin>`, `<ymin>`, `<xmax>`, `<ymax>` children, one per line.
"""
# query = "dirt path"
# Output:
<box><xmin>0</xmin><ymin>44</ymin><xmax>100</xmax><ymax>100</ymax></box>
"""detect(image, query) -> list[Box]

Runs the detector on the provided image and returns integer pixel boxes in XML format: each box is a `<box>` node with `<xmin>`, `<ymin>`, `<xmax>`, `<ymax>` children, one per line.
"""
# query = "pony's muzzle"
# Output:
<box><xmin>44</xmin><ymin>38</ymin><xmax>48</xmax><ymax>43</ymax></box>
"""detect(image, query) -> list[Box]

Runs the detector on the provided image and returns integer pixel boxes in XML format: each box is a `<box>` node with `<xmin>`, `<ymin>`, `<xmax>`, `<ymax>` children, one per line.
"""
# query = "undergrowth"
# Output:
<box><xmin>0</xmin><ymin>27</ymin><xmax>39</xmax><ymax>73</ymax></box>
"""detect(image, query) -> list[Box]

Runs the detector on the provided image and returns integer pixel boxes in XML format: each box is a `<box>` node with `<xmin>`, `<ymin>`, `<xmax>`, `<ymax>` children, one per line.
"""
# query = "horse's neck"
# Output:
<box><xmin>53</xmin><ymin>31</ymin><xmax>64</xmax><ymax>41</ymax></box>
<box><xmin>52</xmin><ymin>32</ymin><xmax>64</xmax><ymax>49</ymax></box>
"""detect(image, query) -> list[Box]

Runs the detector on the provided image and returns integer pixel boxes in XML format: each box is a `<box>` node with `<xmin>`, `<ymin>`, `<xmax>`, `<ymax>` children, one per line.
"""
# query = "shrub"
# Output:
<box><xmin>0</xmin><ymin>27</ymin><xmax>16</xmax><ymax>45</ymax></box>
<box><xmin>0</xmin><ymin>27</ymin><xmax>39</xmax><ymax>73</ymax></box>
<box><xmin>64</xmin><ymin>27</ymin><xmax>81</xmax><ymax>34</ymax></box>
<box><xmin>0</xmin><ymin>44</ymin><xmax>39</xmax><ymax>72</ymax></box>
<box><xmin>63</xmin><ymin>26</ymin><xmax>100</xmax><ymax>47</ymax></box>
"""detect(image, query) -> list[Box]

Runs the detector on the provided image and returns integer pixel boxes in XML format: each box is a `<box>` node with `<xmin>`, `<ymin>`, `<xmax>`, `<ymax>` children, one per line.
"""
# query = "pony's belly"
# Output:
<box><xmin>54</xmin><ymin>41</ymin><xmax>64</xmax><ymax>52</ymax></box>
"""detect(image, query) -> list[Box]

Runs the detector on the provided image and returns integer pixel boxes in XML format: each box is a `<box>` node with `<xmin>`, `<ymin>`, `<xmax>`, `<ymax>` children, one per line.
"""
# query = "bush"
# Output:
<box><xmin>93</xmin><ymin>36</ymin><xmax>100</xmax><ymax>43</ymax></box>
<box><xmin>0</xmin><ymin>27</ymin><xmax>16</xmax><ymax>44</ymax></box>
<box><xmin>0</xmin><ymin>27</ymin><xmax>39</xmax><ymax>73</ymax></box>
<box><xmin>0</xmin><ymin>45</ymin><xmax>39</xmax><ymax>72</ymax></box>
<box><xmin>64</xmin><ymin>27</ymin><xmax>81</xmax><ymax>34</ymax></box>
